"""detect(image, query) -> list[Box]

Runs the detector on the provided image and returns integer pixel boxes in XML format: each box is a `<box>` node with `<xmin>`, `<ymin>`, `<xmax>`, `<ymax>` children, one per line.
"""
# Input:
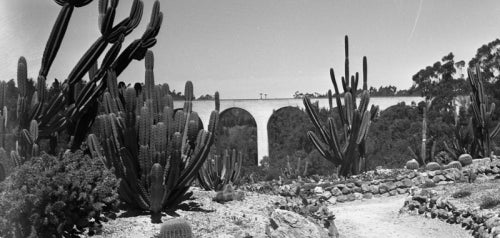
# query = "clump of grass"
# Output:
<box><xmin>479</xmin><ymin>195</ymin><xmax>500</xmax><ymax>209</ymax></box>
<box><xmin>451</xmin><ymin>189</ymin><xmax>472</xmax><ymax>199</ymax></box>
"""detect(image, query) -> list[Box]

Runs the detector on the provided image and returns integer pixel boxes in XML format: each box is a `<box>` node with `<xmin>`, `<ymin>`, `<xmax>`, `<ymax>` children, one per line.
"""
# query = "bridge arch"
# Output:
<box><xmin>217</xmin><ymin>107</ymin><xmax>258</xmax><ymax>165</ymax></box>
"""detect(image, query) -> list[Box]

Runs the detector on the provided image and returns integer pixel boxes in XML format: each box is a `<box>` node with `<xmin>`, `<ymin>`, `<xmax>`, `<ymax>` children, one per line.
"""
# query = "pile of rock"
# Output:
<box><xmin>402</xmin><ymin>188</ymin><xmax>500</xmax><ymax>238</ymax></box>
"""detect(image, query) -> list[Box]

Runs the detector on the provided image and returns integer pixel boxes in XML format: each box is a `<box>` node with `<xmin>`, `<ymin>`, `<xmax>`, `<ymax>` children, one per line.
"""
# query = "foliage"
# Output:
<box><xmin>479</xmin><ymin>195</ymin><xmax>500</xmax><ymax>209</ymax></box>
<box><xmin>451</xmin><ymin>189</ymin><xmax>472</xmax><ymax>199</ymax></box>
<box><xmin>304</xmin><ymin>35</ymin><xmax>379</xmax><ymax>177</ymax></box>
<box><xmin>197</xmin><ymin>148</ymin><xmax>243</xmax><ymax>191</ymax></box>
<box><xmin>93</xmin><ymin>52</ymin><xmax>219</xmax><ymax>221</ymax></box>
<box><xmin>467</xmin><ymin>65</ymin><xmax>500</xmax><ymax>158</ymax></box>
<box><xmin>0</xmin><ymin>151</ymin><xmax>119</xmax><ymax>238</ymax></box>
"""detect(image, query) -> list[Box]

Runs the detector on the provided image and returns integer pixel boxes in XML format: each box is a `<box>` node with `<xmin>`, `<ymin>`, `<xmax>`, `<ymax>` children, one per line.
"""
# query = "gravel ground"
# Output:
<box><xmin>331</xmin><ymin>195</ymin><xmax>472</xmax><ymax>238</ymax></box>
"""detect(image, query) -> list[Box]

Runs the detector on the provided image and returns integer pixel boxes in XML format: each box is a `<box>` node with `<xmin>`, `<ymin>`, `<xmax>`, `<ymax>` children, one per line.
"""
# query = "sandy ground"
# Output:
<box><xmin>330</xmin><ymin>195</ymin><xmax>473</xmax><ymax>238</ymax></box>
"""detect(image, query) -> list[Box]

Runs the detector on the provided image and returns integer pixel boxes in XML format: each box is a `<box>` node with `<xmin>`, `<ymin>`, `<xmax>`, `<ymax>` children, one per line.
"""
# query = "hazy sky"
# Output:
<box><xmin>1</xmin><ymin>0</ymin><xmax>500</xmax><ymax>99</ymax></box>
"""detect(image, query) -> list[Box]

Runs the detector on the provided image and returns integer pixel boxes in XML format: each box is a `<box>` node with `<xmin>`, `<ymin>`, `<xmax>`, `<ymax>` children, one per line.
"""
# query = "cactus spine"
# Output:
<box><xmin>303</xmin><ymin>36</ymin><xmax>379</xmax><ymax>177</ymax></box>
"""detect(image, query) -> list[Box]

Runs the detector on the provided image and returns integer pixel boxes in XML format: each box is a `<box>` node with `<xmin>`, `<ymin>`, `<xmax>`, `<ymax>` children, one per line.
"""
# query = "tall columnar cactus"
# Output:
<box><xmin>467</xmin><ymin>64</ymin><xmax>500</xmax><ymax>158</ymax></box>
<box><xmin>93</xmin><ymin>51</ymin><xmax>219</xmax><ymax>222</ymax></box>
<box><xmin>281</xmin><ymin>155</ymin><xmax>309</xmax><ymax>179</ymax></box>
<box><xmin>303</xmin><ymin>36</ymin><xmax>379</xmax><ymax>177</ymax></box>
<box><xmin>197</xmin><ymin>148</ymin><xmax>243</xmax><ymax>191</ymax></box>
<box><xmin>8</xmin><ymin>0</ymin><xmax>163</xmax><ymax>163</ymax></box>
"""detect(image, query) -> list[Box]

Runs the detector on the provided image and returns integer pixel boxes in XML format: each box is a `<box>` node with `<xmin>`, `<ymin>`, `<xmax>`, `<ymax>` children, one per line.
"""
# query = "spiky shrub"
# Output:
<box><xmin>281</xmin><ymin>155</ymin><xmax>309</xmax><ymax>179</ymax></box>
<box><xmin>467</xmin><ymin>64</ymin><xmax>500</xmax><ymax>158</ymax></box>
<box><xmin>0</xmin><ymin>151</ymin><xmax>119</xmax><ymax>238</ymax></box>
<box><xmin>405</xmin><ymin>159</ymin><xmax>419</xmax><ymax>170</ymax></box>
<box><xmin>94</xmin><ymin>51</ymin><xmax>219</xmax><ymax>221</ymax></box>
<box><xmin>458</xmin><ymin>153</ymin><xmax>473</xmax><ymax>166</ymax></box>
<box><xmin>158</xmin><ymin>218</ymin><xmax>193</xmax><ymax>238</ymax></box>
<box><xmin>425</xmin><ymin>162</ymin><xmax>441</xmax><ymax>171</ymax></box>
<box><xmin>197</xmin><ymin>148</ymin><xmax>243</xmax><ymax>191</ymax></box>
<box><xmin>212</xmin><ymin>183</ymin><xmax>244</xmax><ymax>203</ymax></box>
<box><xmin>304</xmin><ymin>36</ymin><xmax>379</xmax><ymax>177</ymax></box>
<box><xmin>7</xmin><ymin>0</ymin><xmax>163</xmax><ymax>164</ymax></box>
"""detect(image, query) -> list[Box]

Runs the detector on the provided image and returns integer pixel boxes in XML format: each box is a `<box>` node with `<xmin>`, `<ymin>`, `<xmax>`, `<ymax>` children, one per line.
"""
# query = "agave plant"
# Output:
<box><xmin>303</xmin><ymin>36</ymin><xmax>379</xmax><ymax>177</ymax></box>
<box><xmin>90</xmin><ymin>51</ymin><xmax>219</xmax><ymax>222</ymax></box>
<box><xmin>197</xmin><ymin>148</ymin><xmax>243</xmax><ymax>191</ymax></box>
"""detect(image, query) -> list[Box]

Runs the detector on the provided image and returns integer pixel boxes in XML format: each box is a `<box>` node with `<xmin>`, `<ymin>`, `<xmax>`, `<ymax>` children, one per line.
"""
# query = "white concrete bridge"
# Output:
<box><xmin>174</xmin><ymin>96</ymin><xmax>424</xmax><ymax>164</ymax></box>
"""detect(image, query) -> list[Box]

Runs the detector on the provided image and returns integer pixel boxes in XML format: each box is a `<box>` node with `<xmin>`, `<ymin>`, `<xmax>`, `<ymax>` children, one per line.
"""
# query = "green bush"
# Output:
<box><xmin>451</xmin><ymin>189</ymin><xmax>471</xmax><ymax>198</ymax></box>
<box><xmin>479</xmin><ymin>195</ymin><xmax>500</xmax><ymax>209</ymax></box>
<box><xmin>0</xmin><ymin>151</ymin><xmax>119</xmax><ymax>237</ymax></box>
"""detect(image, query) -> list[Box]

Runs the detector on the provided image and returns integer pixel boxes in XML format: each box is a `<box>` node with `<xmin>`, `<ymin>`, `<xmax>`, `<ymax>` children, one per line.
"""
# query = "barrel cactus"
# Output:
<box><xmin>434</xmin><ymin>151</ymin><xmax>453</xmax><ymax>166</ymax></box>
<box><xmin>458</xmin><ymin>154</ymin><xmax>473</xmax><ymax>166</ymax></box>
<box><xmin>159</xmin><ymin>218</ymin><xmax>193</xmax><ymax>238</ymax></box>
<box><xmin>405</xmin><ymin>159</ymin><xmax>419</xmax><ymax>170</ymax></box>
<box><xmin>445</xmin><ymin>161</ymin><xmax>463</xmax><ymax>170</ymax></box>
<box><xmin>425</xmin><ymin>162</ymin><xmax>441</xmax><ymax>171</ymax></box>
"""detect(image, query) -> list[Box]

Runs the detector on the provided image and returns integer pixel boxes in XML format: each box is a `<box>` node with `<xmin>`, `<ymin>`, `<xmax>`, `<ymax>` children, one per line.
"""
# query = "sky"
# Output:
<box><xmin>1</xmin><ymin>0</ymin><xmax>500</xmax><ymax>99</ymax></box>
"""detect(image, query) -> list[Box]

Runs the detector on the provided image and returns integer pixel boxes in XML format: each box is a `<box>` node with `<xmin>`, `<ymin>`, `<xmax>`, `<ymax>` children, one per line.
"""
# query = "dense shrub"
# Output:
<box><xmin>479</xmin><ymin>195</ymin><xmax>500</xmax><ymax>209</ymax></box>
<box><xmin>451</xmin><ymin>189</ymin><xmax>472</xmax><ymax>199</ymax></box>
<box><xmin>0</xmin><ymin>151</ymin><xmax>119</xmax><ymax>237</ymax></box>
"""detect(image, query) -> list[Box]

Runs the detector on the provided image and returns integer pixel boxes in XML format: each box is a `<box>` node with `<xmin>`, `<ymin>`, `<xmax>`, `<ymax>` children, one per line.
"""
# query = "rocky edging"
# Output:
<box><xmin>401</xmin><ymin>188</ymin><xmax>500</xmax><ymax>238</ymax></box>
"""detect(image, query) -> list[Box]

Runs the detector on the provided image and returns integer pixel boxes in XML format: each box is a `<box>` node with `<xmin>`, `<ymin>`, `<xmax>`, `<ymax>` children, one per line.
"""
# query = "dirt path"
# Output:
<box><xmin>330</xmin><ymin>195</ymin><xmax>472</xmax><ymax>238</ymax></box>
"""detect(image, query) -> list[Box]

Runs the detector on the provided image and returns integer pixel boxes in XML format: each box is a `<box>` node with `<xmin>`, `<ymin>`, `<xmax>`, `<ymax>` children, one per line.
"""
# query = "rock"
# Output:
<box><xmin>313</xmin><ymin>186</ymin><xmax>324</xmax><ymax>194</ymax></box>
<box><xmin>330</xmin><ymin>187</ymin><xmax>342</xmax><ymax>196</ymax></box>
<box><xmin>402</xmin><ymin>178</ymin><xmax>413</xmax><ymax>188</ymax></box>
<box><xmin>327</xmin><ymin>196</ymin><xmax>337</xmax><ymax>205</ymax></box>
<box><xmin>394</xmin><ymin>181</ymin><xmax>404</xmax><ymax>188</ymax></box>
<box><xmin>378</xmin><ymin>184</ymin><xmax>389</xmax><ymax>194</ymax></box>
<box><xmin>389</xmin><ymin>190</ymin><xmax>398</xmax><ymax>196</ymax></box>
<box><xmin>432</xmin><ymin>176</ymin><xmax>442</xmax><ymax>183</ymax></box>
<box><xmin>353</xmin><ymin>186</ymin><xmax>362</xmax><ymax>193</ymax></box>
<box><xmin>353</xmin><ymin>192</ymin><xmax>363</xmax><ymax>200</ymax></box>
<box><xmin>337</xmin><ymin>195</ymin><xmax>348</xmax><ymax>203</ymax></box>
<box><xmin>476</xmin><ymin>174</ymin><xmax>489</xmax><ymax>183</ymax></box>
<box><xmin>346</xmin><ymin>183</ymin><xmax>355</xmax><ymax>188</ymax></box>
<box><xmin>320</xmin><ymin>191</ymin><xmax>332</xmax><ymax>199</ymax></box>
<box><xmin>336</xmin><ymin>184</ymin><xmax>347</xmax><ymax>190</ymax></box>
<box><xmin>341</xmin><ymin>187</ymin><xmax>351</xmax><ymax>194</ymax></box>
<box><xmin>370</xmin><ymin>185</ymin><xmax>380</xmax><ymax>194</ymax></box>
<box><xmin>485</xmin><ymin>216</ymin><xmax>500</xmax><ymax>230</ymax></box>
<box><xmin>363</xmin><ymin>193</ymin><xmax>373</xmax><ymax>199</ymax></box>
<box><xmin>386</xmin><ymin>182</ymin><xmax>397</xmax><ymax>191</ymax></box>
<box><xmin>360</xmin><ymin>183</ymin><xmax>370</xmax><ymax>193</ymax></box>
<box><xmin>354</xmin><ymin>180</ymin><xmax>363</xmax><ymax>187</ymax></box>
<box><xmin>266</xmin><ymin>209</ymin><xmax>329</xmax><ymax>238</ymax></box>
<box><xmin>397</xmin><ymin>188</ymin><xmax>407</xmax><ymax>194</ymax></box>
<box><xmin>347</xmin><ymin>193</ymin><xmax>356</xmax><ymax>201</ymax></box>
<box><xmin>371</xmin><ymin>180</ymin><xmax>380</xmax><ymax>185</ymax></box>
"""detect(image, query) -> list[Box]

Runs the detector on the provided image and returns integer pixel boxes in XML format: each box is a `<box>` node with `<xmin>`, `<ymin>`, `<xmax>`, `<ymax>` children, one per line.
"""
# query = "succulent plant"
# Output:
<box><xmin>405</xmin><ymin>159</ymin><xmax>419</xmax><ymax>170</ymax></box>
<box><xmin>212</xmin><ymin>183</ymin><xmax>244</xmax><ymax>203</ymax></box>
<box><xmin>445</xmin><ymin>161</ymin><xmax>462</xmax><ymax>170</ymax></box>
<box><xmin>458</xmin><ymin>154</ymin><xmax>473</xmax><ymax>166</ymax></box>
<box><xmin>303</xmin><ymin>35</ymin><xmax>379</xmax><ymax>177</ymax></box>
<box><xmin>7</xmin><ymin>0</ymin><xmax>163</xmax><ymax>164</ymax></box>
<box><xmin>425</xmin><ymin>162</ymin><xmax>441</xmax><ymax>171</ymax></box>
<box><xmin>197</xmin><ymin>148</ymin><xmax>243</xmax><ymax>191</ymax></box>
<box><xmin>468</xmin><ymin>64</ymin><xmax>500</xmax><ymax>158</ymax></box>
<box><xmin>93</xmin><ymin>51</ymin><xmax>219</xmax><ymax>221</ymax></box>
<box><xmin>159</xmin><ymin>218</ymin><xmax>193</xmax><ymax>238</ymax></box>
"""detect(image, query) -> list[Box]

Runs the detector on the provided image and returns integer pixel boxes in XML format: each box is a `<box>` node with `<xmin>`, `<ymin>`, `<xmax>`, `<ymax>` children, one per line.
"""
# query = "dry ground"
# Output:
<box><xmin>331</xmin><ymin>195</ymin><xmax>472</xmax><ymax>238</ymax></box>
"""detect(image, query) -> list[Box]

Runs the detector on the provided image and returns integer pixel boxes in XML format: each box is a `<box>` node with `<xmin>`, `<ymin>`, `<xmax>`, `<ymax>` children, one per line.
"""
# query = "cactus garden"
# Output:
<box><xmin>3</xmin><ymin>1</ymin><xmax>500</xmax><ymax>238</ymax></box>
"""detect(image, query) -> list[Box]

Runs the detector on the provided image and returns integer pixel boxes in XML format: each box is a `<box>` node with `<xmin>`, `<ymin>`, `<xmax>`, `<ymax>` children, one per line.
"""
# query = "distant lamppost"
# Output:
<box><xmin>260</xmin><ymin>93</ymin><xmax>263</xmax><ymax>99</ymax></box>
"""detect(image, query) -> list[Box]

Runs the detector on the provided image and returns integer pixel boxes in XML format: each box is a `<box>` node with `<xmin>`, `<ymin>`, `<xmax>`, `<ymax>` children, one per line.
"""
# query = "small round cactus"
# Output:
<box><xmin>445</xmin><ymin>161</ymin><xmax>462</xmax><ymax>170</ymax></box>
<box><xmin>406</xmin><ymin>159</ymin><xmax>419</xmax><ymax>170</ymax></box>
<box><xmin>425</xmin><ymin>162</ymin><xmax>441</xmax><ymax>171</ymax></box>
<box><xmin>458</xmin><ymin>154</ymin><xmax>473</xmax><ymax>166</ymax></box>
<box><xmin>159</xmin><ymin>218</ymin><xmax>193</xmax><ymax>238</ymax></box>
